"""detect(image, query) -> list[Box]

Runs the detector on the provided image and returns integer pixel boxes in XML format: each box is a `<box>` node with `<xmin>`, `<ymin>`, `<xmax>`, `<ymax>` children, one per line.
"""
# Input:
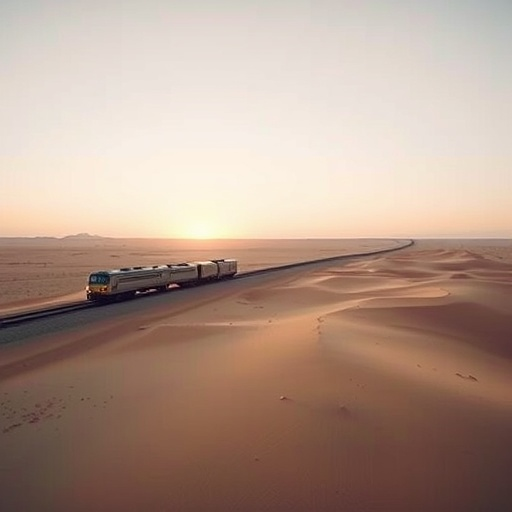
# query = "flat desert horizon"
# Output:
<box><xmin>1</xmin><ymin>238</ymin><xmax>511</xmax><ymax>511</ymax></box>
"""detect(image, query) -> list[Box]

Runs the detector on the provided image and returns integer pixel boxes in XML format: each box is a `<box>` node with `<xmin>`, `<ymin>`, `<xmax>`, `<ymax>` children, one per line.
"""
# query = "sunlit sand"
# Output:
<box><xmin>1</xmin><ymin>239</ymin><xmax>511</xmax><ymax>511</ymax></box>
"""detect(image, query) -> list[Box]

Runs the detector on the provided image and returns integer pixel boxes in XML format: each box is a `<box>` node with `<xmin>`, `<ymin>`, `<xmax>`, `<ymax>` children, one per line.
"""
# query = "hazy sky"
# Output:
<box><xmin>1</xmin><ymin>0</ymin><xmax>511</xmax><ymax>238</ymax></box>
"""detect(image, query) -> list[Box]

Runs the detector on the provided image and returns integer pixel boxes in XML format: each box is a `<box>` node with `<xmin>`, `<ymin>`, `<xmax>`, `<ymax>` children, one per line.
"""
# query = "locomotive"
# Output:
<box><xmin>86</xmin><ymin>259</ymin><xmax>237</xmax><ymax>301</ymax></box>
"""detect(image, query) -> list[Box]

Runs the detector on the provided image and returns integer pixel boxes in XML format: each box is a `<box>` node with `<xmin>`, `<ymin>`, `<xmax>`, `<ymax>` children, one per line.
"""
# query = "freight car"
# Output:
<box><xmin>86</xmin><ymin>259</ymin><xmax>237</xmax><ymax>301</ymax></box>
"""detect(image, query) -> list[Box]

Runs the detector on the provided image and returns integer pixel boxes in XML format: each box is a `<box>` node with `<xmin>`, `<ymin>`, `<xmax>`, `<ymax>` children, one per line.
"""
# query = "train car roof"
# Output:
<box><xmin>90</xmin><ymin>265</ymin><xmax>168</xmax><ymax>276</ymax></box>
<box><xmin>89</xmin><ymin>259</ymin><xmax>235</xmax><ymax>277</ymax></box>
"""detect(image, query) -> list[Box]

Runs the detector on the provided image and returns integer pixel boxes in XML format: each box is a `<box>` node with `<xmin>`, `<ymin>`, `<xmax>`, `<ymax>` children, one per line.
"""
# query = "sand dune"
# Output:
<box><xmin>1</xmin><ymin>240</ymin><xmax>511</xmax><ymax>511</ymax></box>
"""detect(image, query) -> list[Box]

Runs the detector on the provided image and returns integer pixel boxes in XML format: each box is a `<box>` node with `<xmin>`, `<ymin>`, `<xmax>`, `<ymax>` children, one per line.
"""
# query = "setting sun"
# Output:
<box><xmin>182</xmin><ymin>221</ymin><xmax>219</xmax><ymax>240</ymax></box>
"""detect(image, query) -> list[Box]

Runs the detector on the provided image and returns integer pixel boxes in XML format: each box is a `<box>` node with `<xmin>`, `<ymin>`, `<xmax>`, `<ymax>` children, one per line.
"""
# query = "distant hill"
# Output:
<box><xmin>61</xmin><ymin>233</ymin><xmax>105</xmax><ymax>240</ymax></box>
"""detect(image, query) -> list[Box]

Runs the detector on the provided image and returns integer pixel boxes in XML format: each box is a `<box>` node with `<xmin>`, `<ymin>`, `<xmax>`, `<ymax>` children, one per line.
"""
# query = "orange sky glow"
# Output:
<box><xmin>1</xmin><ymin>1</ymin><xmax>511</xmax><ymax>239</ymax></box>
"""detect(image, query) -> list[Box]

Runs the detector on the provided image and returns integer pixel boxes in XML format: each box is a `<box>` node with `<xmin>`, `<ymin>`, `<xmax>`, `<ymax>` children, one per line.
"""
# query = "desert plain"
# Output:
<box><xmin>0</xmin><ymin>237</ymin><xmax>511</xmax><ymax>511</ymax></box>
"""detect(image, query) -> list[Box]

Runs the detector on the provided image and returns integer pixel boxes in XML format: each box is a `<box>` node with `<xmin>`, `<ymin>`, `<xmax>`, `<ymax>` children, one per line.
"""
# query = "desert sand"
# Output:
<box><xmin>1</xmin><ymin>239</ymin><xmax>511</xmax><ymax>511</ymax></box>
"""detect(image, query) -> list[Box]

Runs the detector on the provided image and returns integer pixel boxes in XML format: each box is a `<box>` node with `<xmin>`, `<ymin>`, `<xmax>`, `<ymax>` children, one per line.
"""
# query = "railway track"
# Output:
<box><xmin>0</xmin><ymin>302</ymin><xmax>97</xmax><ymax>328</ymax></box>
<box><xmin>0</xmin><ymin>240</ymin><xmax>414</xmax><ymax>329</ymax></box>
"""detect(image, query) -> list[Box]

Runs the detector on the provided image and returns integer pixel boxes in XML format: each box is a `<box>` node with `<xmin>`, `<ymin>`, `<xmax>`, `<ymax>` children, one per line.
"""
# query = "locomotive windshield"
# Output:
<box><xmin>89</xmin><ymin>274</ymin><xmax>110</xmax><ymax>285</ymax></box>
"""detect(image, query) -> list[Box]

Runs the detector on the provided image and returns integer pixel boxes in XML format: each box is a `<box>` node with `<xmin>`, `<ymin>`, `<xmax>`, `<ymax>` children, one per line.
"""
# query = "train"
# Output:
<box><xmin>86</xmin><ymin>259</ymin><xmax>238</xmax><ymax>301</ymax></box>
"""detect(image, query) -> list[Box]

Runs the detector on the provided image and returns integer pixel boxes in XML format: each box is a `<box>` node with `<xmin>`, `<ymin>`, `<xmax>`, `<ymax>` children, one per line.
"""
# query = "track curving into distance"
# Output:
<box><xmin>0</xmin><ymin>239</ymin><xmax>414</xmax><ymax>331</ymax></box>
